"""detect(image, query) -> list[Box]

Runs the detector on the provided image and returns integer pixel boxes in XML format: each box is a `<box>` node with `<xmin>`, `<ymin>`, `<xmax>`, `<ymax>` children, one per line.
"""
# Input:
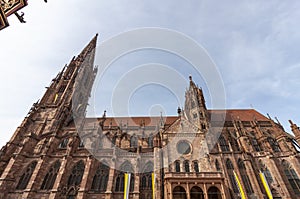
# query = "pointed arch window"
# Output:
<box><xmin>193</xmin><ymin>161</ymin><xmax>199</xmax><ymax>173</ymax></box>
<box><xmin>238</xmin><ymin>159</ymin><xmax>253</xmax><ymax>194</ymax></box>
<box><xmin>232</xmin><ymin>139</ymin><xmax>240</xmax><ymax>151</ymax></box>
<box><xmin>67</xmin><ymin>161</ymin><xmax>85</xmax><ymax>186</ymax></box>
<box><xmin>115</xmin><ymin>162</ymin><xmax>134</xmax><ymax>192</ymax></box>
<box><xmin>267</xmin><ymin>137</ymin><xmax>281</xmax><ymax>152</ymax></box>
<box><xmin>226</xmin><ymin>159</ymin><xmax>239</xmax><ymax>194</ymax></box>
<box><xmin>111</xmin><ymin>135</ymin><xmax>117</xmax><ymax>147</ymax></box>
<box><xmin>259</xmin><ymin>160</ymin><xmax>273</xmax><ymax>184</ymax></box>
<box><xmin>228</xmin><ymin>132</ymin><xmax>240</xmax><ymax>151</ymax></box>
<box><xmin>130</xmin><ymin>135</ymin><xmax>138</xmax><ymax>148</ymax></box>
<box><xmin>41</xmin><ymin>161</ymin><xmax>61</xmax><ymax>190</ymax></box>
<box><xmin>175</xmin><ymin>161</ymin><xmax>180</xmax><ymax>172</ymax></box>
<box><xmin>59</xmin><ymin>138</ymin><xmax>69</xmax><ymax>149</ymax></box>
<box><xmin>148</xmin><ymin>134</ymin><xmax>153</xmax><ymax>148</ymax></box>
<box><xmin>283</xmin><ymin>160</ymin><xmax>300</xmax><ymax>194</ymax></box>
<box><xmin>184</xmin><ymin>160</ymin><xmax>190</xmax><ymax>172</ymax></box>
<box><xmin>215</xmin><ymin>159</ymin><xmax>221</xmax><ymax>171</ymax></box>
<box><xmin>252</xmin><ymin>138</ymin><xmax>261</xmax><ymax>152</ymax></box>
<box><xmin>219</xmin><ymin>135</ymin><xmax>230</xmax><ymax>152</ymax></box>
<box><xmin>91</xmin><ymin>163</ymin><xmax>109</xmax><ymax>192</ymax></box>
<box><xmin>16</xmin><ymin>161</ymin><xmax>37</xmax><ymax>190</ymax></box>
<box><xmin>140</xmin><ymin>163</ymin><xmax>153</xmax><ymax>190</ymax></box>
<box><xmin>264</xmin><ymin>168</ymin><xmax>273</xmax><ymax>184</ymax></box>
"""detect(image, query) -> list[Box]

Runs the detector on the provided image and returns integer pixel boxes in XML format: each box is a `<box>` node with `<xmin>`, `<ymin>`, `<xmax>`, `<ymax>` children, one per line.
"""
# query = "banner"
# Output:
<box><xmin>259</xmin><ymin>171</ymin><xmax>273</xmax><ymax>199</ymax></box>
<box><xmin>233</xmin><ymin>170</ymin><xmax>246</xmax><ymax>199</ymax></box>
<box><xmin>124</xmin><ymin>173</ymin><xmax>131</xmax><ymax>199</ymax></box>
<box><xmin>152</xmin><ymin>172</ymin><xmax>155</xmax><ymax>199</ymax></box>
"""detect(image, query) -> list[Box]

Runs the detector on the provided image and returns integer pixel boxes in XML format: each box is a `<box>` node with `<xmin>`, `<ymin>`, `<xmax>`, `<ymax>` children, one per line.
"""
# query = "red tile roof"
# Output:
<box><xmin>84</xmin><ymin>109</ymin><xmax>270</xmax><ymax>127</ymax></box>
<box><xmin>208</xmin><ymin>109</ymin><xmax>270</xmax><ymax>122</ymax></box>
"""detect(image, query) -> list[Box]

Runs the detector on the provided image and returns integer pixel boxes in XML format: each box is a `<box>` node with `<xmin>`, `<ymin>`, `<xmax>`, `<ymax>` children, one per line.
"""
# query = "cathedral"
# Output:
<box><xmin>0</xmin><ymin>35</ymin><xmax>300</xmax><ymax>199</ymax></box>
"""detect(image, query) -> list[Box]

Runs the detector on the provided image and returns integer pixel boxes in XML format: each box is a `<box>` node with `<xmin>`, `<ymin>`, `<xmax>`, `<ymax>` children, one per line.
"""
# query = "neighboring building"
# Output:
<box><xmin>0</xmin><ymin>35</ymin><xmax>300</xmax><ymax>199</ymax></box>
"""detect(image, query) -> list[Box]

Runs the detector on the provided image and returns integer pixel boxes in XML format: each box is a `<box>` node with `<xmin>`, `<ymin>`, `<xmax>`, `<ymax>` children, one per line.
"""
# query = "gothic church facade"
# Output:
<box><xmin>0</xmin><ymin>35</ymin><xmax>300</xmax><ymax>199</ymax></box>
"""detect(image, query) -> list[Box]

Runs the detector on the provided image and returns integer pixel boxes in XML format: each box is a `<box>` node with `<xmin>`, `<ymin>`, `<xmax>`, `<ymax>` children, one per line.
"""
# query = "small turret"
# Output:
<box><xmin>289</xmin><ymin>120</ymin><xmax>300</xmax><ymax>144</ymax></box>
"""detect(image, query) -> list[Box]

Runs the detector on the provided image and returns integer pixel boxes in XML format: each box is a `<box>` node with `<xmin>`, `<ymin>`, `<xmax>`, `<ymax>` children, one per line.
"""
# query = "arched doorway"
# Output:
<box><xmin>173</xmin><ymin>186</ymin><xmax>187</xmax><ymax>199</ymax></box>
<box><xmin>207</xmin><ymin>186</ymin><xmax>222</xmax><ymax>199</ymax></box>
<box><xmin>190</xmin><ymin>186</ymin><xmax>204</xmax><ymax>199</ymax></box>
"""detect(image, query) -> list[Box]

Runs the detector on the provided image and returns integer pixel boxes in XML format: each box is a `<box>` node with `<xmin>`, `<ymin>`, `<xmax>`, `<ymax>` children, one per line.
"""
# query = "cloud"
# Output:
<box><xmin>0</xmin><ymin>1</ymin><xmax>300</xmax><ymax>147</ymax></box>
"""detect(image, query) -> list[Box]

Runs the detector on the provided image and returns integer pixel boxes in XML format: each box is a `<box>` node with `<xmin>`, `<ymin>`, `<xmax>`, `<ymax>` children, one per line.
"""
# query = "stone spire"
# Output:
<box><xmin>184</xmin><ymin>76</ymin><xmax>208</xmax><ymax>130</ymax></box>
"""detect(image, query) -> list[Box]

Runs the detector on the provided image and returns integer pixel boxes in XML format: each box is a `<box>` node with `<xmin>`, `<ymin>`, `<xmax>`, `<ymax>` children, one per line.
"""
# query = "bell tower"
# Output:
<box><xmin>184</xmin><ymin>76</ymin><xmax>208</xmax><ymax>130</ymax></box>
<box><xmin>0</xmin><ymin>34</ymin><xmax>98</xmax><ymax>198</ymax></box>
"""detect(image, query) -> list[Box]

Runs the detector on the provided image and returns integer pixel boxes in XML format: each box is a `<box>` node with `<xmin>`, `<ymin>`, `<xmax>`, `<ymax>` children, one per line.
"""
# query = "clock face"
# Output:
<box><xmin>177</xmin><ymin>140</ymin><xmax>192</xmax><ymax>155</ymax></box>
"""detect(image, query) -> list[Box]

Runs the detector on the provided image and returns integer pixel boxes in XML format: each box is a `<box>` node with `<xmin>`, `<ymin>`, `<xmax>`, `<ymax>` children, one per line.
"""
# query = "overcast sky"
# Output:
<box><xmin>0</xmin><ymin>1</ymin><xmax>300</xmax><ymax>147</ymax></box>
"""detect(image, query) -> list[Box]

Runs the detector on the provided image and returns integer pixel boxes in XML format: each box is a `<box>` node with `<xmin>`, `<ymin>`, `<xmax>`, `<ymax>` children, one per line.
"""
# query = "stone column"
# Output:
<box><xmin>133</xmin><ymin>173</ymin><xmax>140</xmax><ymax>199</ymax></box>
<box><xmin>168</xmin><ymin>183</ymin><xmax>173</xmax><ymax>199</ymax></box>
<box><xmin>203</xmin><ymin>183</ymin><xmax>208</xmax><ymax>199</ymax></box>
<box><xmin>105</xmin><ymin>164</ymin><xmax>116</xmax><ymax>199</ymax></box>
<box><xmin>77</xmin><ymin>157</ymin><xmax>93</xmax><ymax>199</ymax></box>
<box><xmin>186</xmin><ymin>182</ymin><xmax>190</xmax><ymax>199</ymax></box>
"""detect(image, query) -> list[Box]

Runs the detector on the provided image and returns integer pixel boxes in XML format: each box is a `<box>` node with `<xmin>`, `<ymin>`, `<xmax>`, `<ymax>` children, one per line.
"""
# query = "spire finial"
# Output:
<box><xmin>78</xmin><ymin>34</ymin><xmax>98</xmax><ymax>58</ymax></box>
<box><xmin>189</xmin><ymin>75</ymin><xmax>192</xmax><ymax>81</ymax></box>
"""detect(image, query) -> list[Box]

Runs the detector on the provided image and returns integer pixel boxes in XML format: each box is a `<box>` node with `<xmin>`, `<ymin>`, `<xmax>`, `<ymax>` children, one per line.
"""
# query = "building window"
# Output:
<box><xmin>282</xmin><ymin>160</ymin><xmax>300</xmax><ymax>194</ymax></box>
<box><xmin>59</xmin><ymin>138</ymin><xmax>69</xmax><ymax>149</ymax></box>
<box><xmin>191</xmin><ymin>101</ymin><xmax>195</xmax><ymax>108</ymax></box>
<box><xmin>226</xmin><ymin>159</ymin><xmax>239</xmax><ymax>194</ymax></box>
<box><xmin>130</xmin><ymin>135</ymin><xmax>138</xmax><ymax>148</ymax></box>
<box><xmin>184</xmin><ymin>160</ymin><xmax>190</xmax><ymax>172</ymax></box>
<box><xmin>215</xmin><ymin>160</ymin><xmax>221</xmax><ymax>171</ymax></box>
<box><xmin>264</xmin><ymin>168</ymin><xmax>273</xmax><ymax>184</ymax></box>
<box><xmin>140</xmin><ymin>163</ymin><xmax>153</xmax><ymax>190</ymax></box>
<box><xmin>258</xmin><ymin>160</ymin><xmax>274</xmax><ymax>185</ymax></box>
<box><xmin>219</xmin><ymin>135</ymin><xmax>230</xmax><ymax>152</ymax></box>
<box><xmin>67</xmin><ymin>161</ymin><xmax>85</xmax><ymax>186</ymax></box>
<box><xmin>111</xmin><ymin>135</ymin><xmax>117</xmax><ymax>147</ymax></box>
<box><xmin>148</xmin><ymin>134</ymin><xmax>153</xmax><ymax>148</ymax></box>
<box><xmin>115</xmin><ymin>162</ymin><xmax>134</xmax><ymax>192</ymax></box>
<box><xmin>91</xmin><ymin>163</ymin><xmax>109</xmax><ymax>192</ymax></box>
<box><xmin>193</xmin><ymin>161</ymin><xmax>199</xmax><ymax>173</ymax></box>
<box><xmin>58</xmin><ymin>85</ymin><xmax>67</xmax><ymax>93</ymax></box>
<box><xmin>267</xmin><ymin>137</ymin><xmax>281</xmax><ymax>152</ymax></box>
<box><xmin>177</xmin><ymin>140</ymin><xmax>191</xmax><ymax>154</ymax></box>
<box><xmin>232</xmin><ymin>138</ymin><xmax>240</xmax><ymax>151</ymax></box>
<box><xmin>175</xmin><ymin>161</ymin><xmax>180</xmax><ymax>172</ymax></box>
<box><xmin>16</xmin><ymin>161</ymin><xmax>37</xmax><ymax>190</ymax></box>
<box><xmin>41</xmin><ymin>161</ymin><xmax>61</xmax><ymax>190</ymax></box>
<box><xmin>252</xmin><ymin>138</ymin><xmax>261</xmax><ymax>152</ymax></box>
<box><xmin>238</xmin><ymin>159</ymin><xmax>254</xmax><ymax>194</ymax></box>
